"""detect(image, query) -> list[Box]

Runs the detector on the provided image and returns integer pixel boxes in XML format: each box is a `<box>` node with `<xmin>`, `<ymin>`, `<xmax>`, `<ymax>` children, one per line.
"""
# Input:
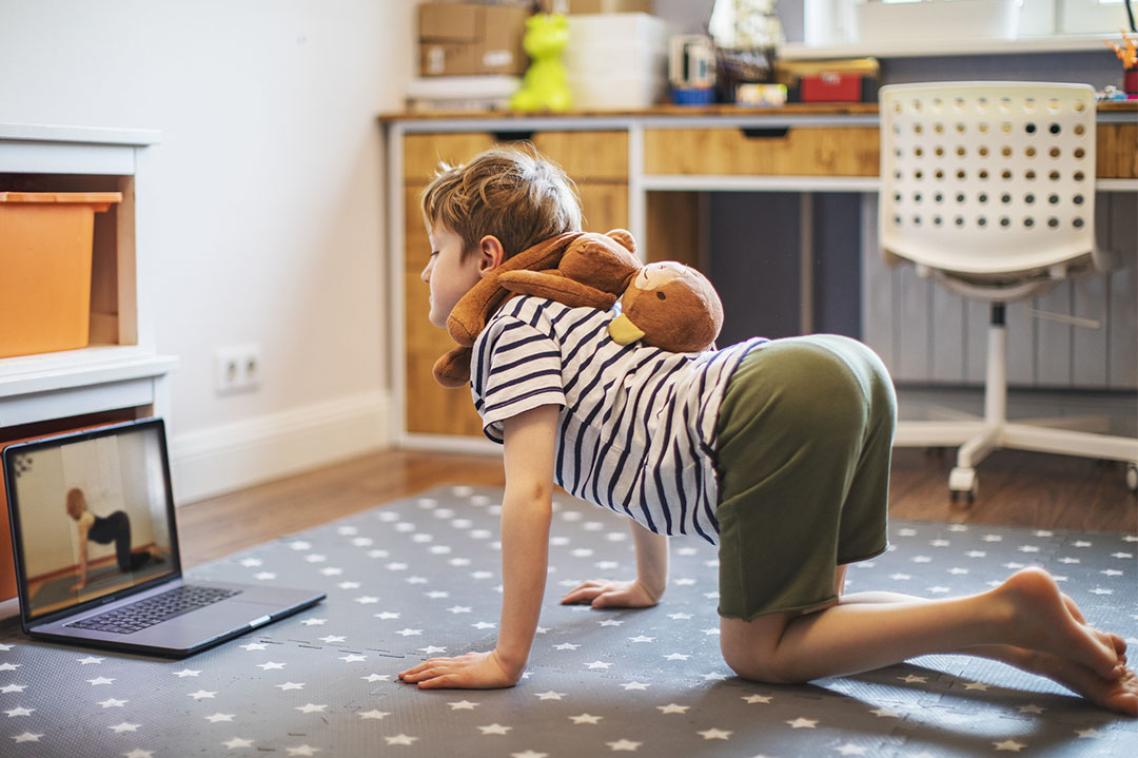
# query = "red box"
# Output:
<box><xmin>800</xmin><ymin>72</ymin><xmax>863</xmax><ymax>103</ymax></box>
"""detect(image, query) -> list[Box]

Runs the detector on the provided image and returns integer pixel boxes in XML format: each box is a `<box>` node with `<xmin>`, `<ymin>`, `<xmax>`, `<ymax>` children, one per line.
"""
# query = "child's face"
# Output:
<box><xmin>421</xmin><ymin>223</ymin><xmax>501</xmax><ymax>329</ymax></box>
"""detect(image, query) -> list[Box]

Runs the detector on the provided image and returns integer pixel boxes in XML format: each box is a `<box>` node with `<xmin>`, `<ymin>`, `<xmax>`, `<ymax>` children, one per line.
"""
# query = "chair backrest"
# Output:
<box><xmin>879</xmin><ymin>82</ymin><xmax>1096</xmax><ymax>277</ymax></box>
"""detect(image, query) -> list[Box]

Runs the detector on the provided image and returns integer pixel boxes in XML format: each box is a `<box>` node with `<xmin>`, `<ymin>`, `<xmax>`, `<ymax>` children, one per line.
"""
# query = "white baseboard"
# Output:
<box><xmin>169</xmin><ymin>389</ymin><xmax>392</xmax><ymax>505</ymax></box>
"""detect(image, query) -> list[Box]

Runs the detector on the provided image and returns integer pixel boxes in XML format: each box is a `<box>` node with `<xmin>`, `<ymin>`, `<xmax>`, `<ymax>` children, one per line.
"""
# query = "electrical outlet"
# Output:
<box><xmin>215</xmin><ymin>344</ymin><xmax>262</xmax><ymax>395</ymax></box>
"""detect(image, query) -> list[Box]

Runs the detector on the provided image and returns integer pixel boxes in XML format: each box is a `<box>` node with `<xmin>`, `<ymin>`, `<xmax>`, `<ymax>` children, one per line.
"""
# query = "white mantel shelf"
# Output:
<box><xmin>0</xmin><ymin>347</ymin><xmax>178</xmax><ymax>398</ymax></box>
<box><xmin>782</xmin><ymin>33</ymin><xmax>1125</xmax><ymax>61</ymax></box>
<box><xmin>0</xmin><ymin>123</ymin><xmax>161</xmax><ymax>146</ymax></box>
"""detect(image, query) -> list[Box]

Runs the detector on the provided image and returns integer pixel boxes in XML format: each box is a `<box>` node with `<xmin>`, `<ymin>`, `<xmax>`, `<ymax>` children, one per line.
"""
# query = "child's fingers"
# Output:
<box><xmin>418</xmin><ymin>674</ymin><xmax>459</xmax><ymax>689</ymax></box>
<box><xmin>561</xmin><ymin>586</ymin><xmax>605</xmax><ymax>604</ymax></box>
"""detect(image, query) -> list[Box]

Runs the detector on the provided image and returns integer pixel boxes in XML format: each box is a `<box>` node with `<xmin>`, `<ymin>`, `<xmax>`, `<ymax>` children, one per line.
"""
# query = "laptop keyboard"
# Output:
<box><xmin>65</xmin><ymin>585</ymin><xmax>243</xmax><ymax>635</ymax></box>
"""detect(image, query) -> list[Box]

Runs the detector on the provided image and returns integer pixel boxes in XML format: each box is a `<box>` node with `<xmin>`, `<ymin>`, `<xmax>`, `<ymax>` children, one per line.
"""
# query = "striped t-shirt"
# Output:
<box><xmin>470</xmin><ymin>294</ymin><xmax>766</xmax><ymax>546</ymax></box>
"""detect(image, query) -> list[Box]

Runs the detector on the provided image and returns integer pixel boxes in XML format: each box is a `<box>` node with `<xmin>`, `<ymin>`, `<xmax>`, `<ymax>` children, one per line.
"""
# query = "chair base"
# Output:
<box><xmin>891</xmin><ymin>310</ymin><xmax>1138</xmax><ymax>502</ymax></box>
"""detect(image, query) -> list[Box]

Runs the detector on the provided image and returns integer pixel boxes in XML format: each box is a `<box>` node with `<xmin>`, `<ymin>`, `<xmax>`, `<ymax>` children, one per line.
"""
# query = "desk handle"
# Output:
<box><xmin>492</xmin><ymin>130</ymin><xmax>536</xmax><ymax>143</ymax></box>
<box><xmin>739</xmin><ymin>127</ymin><xmax>790</xmax><ymax>140</ymax></box>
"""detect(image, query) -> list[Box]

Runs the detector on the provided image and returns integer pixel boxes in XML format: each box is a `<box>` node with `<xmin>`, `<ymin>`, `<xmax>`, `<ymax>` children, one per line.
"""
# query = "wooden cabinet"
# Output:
<box><xmin>1097</xmin><ymin>124</ymin><xmax>1138</xmax><ymax>179</ymax></box>
<box><xmin>401</xmin><ymin>130</ymin><xmax>629</xmax><ymax>438</ymax></box>
<box><xmin>644</xmin><ymin>126</ymin><xmax>880</xmax><ymax>177</ymax></box>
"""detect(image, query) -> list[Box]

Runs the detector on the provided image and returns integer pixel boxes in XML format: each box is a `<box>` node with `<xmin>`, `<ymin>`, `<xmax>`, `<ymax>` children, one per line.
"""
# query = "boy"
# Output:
<box><xmin>397</xmin><ymin>145</ymin><xmax>1137</xmax><ymax>716</ymax></box>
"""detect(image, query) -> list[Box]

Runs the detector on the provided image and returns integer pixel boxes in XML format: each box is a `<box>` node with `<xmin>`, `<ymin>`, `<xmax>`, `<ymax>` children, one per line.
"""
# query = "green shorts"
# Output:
<box><xmin>713</xmin><ymin>334</ymin><xmax>896</xmax><ymax>621</ymax></box>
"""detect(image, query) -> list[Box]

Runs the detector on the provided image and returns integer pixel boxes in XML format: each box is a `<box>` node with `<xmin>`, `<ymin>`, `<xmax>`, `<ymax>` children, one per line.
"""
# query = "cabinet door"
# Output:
<box><xmin>401</xmin><ymin>129</ymin><xmax>629</xmax><ymax>439</ymax></box>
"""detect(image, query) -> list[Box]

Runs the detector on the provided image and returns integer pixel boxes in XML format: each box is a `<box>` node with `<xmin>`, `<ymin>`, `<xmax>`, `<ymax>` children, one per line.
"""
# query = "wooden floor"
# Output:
<box><xmin>177</xmin><ymin>447</ymin><xmax>1137</xmax><ymax>569</ymax></box>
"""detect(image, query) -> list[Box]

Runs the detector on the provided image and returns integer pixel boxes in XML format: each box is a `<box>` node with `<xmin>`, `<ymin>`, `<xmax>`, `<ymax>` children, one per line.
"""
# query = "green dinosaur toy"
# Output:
<box><xmin>510</xmin><ymin>13</ymin><xmax>572</xmax><ymax>112</ymax></box>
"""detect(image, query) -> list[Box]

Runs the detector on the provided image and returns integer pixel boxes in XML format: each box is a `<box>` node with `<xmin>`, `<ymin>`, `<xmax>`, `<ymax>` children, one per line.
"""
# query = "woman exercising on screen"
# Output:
<box><xmin>65</xmin><ymin>487</ymin><xmax>163</xmax><ymax>592</ymax></box>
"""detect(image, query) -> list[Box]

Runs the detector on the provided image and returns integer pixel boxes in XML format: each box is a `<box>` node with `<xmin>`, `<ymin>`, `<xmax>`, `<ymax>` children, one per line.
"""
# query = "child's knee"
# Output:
<box><xmin>719</xmin><ymin>614</ymin><xmax>793</xmax><ymax>683</ymax></box>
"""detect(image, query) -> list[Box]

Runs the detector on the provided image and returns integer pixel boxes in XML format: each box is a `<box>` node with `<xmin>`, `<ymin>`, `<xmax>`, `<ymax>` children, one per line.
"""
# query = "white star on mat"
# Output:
<box><xmin>1018</xmin><ymin>545</ymin><xmax>1040</xmax><ymax>553</ymax></box>
<box><xmin>1058</xmin><ymin>557</ymin><xmax>1080</xmax><ymax>564</ymax></box>
<box><xmin>472</xmin><ymin>622</ymin><xmax>496</xmax><ymax>630</ymax></box>
<box><xmin>88</xmin><ymin>676</ymin><xmax>115</xmax><ymax>686</ymax></box>
<box><xmin>240</xmin><ymin>558</ymin><xmax>263</xmax><ymax>567</ymax></box>
<box><xmin>962</xmin><ymin>681</ymin><xmax>991</xmax><ymax>691</ymax></box>
<box><xmin>300</xmin><ymin>618</ymin><xmax>326</xmax><ymax>626</ymax></box>
<box><xmin>189</xmin><ymin>690</ymin><xmax>217</xmax><ymax>700</ymax></box>
<box><xmin>358</xmin><ymin>710</ymin><xmax>391</xmax><ymax>719</ymax></box>
<box><xmin>621</xmin><ymin>681</ymin><xmax>649</xmax><ymax>691</ymax></box>
<box><xmin>471</xmin><ymin>571</ymin><xmax>494</xmax><ymax>579</ymax></box>
<box><xmin>173</xmin><ymin>669</ymin><xmax>201</xmax><ymax>678</ymax></box>
<box><xmin>889</xmin><ymin>573</ymin><xmax>912</xmax><ymax>581</ymax></box>
<box><xmin>667</xmin><ymin>612</ymin><xmax>692</xmax><ymax>620</ymax></box>
<box><xmin>4</xmin><ymin>706</ymin><xmax>33</xmax><ymax>716</ymax></box>
<box><xmin>425</xmin><ymin>591</ymin><xmax>449</xmax><ymax>599</ymax></box>
<box><xmin>835</xmin><ymin>744</ymin><xmax>867</xmax><ymax>755</ymax></box>
<box><xmin>535</xmin><ymin>691</ymin><xmax>566</xmax><ymax>700</ymax></box>
<box><xmin>223</xmin><ymin>738</ymin><xmax>254</xmax><ymax>749</ymax></box>
<box><xmin>384</xmin><ymin>734</ymin><xmax>417</xmax><ymax>746</ymax></box>
<box><xmin>319</xmin><ymin>635</ymin><xmax>346</xmax><ymax>643</ymax></box>
<box><xmin>361</xmin><ymin>674</ymin><xmax>390</xmax><ymax>682</ymax></box>
<box><xmin>701</xmin><ymin>672</ymin><xmax>728</xmax><ymax>681</ymax></box>
<box><xmin>98</xmin><ymin>698</ymin><xmax>127</xmax><ymax>708</ymax></box>
<box><xmin>742</xmin><ymin>694</ymin><xmax>772</xmax><ymax>704</ymax></box>
<box><xmin>607</xmin><ymin>739</ymin><xmax>641</xmax><ymax>751</ymax></box>
<box><xmin>674</xmin><ymin>578</ymin><xmax>696</xmax><ymax>586</ymax></box>
<box><xmin>1076</xmin><ymin>728</ymin><xmax>1102</xmax><ymax>738</ymax></box>
<box><xmin>966</xmin><ymin>550</ymin><xmax>987</xmax><ymax>558</ymax></box>
<box><xmin>512</xmin><ymin>751</ymin><xmax>547</xmax><ymax>758</ymax></box>
<box><xmin>340</xmin><ymin>654</ymin><xmax>367</xmax><ymax>663</ymax></box>
<box><xmin>1017</xmin><ymin>704</ymin><xmax>1045</xmax><ymax>714</ymax></box>
<box><xmin>1102</xmin><ymin>569</ymin><xmax>1124</xmax><ymax>576</ymax></box>
<box><xmin>899</xmin><ymin>674</ymin><xmax>927</xmax><ymax>684</ymax></box>
<box><xmin>447</xmin><ymin>606</ymin><xmax>472</xmax><ymax>614</ymax></box>
<box><xmin>1074</xmin><ymin>540</ymin><xmax>1093</xmax><ymax>548</ymax></box>
<box><xmin>702</xmin><ymin>628</ymin><xmax>720</xmax><ymax>636</ymax></box>
<box><xmin>296</xmin><ymin>703</ymin><xmax>327</xmax><ymax>714</ymax></box>
<box><xmin>1112</xmin><ymin>552</ymin><xmax>1134</xmax><ymax>559</ymax></box>
<box><xmin>241</xmin><ymin>643</ymin><xmax>268</xmax><ymax>652</ymax></box>
<box><xmin>698</xmin><ymin>728</ymin><xmax>731</xmax><ymax>740</ymax></box>
<box><xmin>664</xmin><ymin>653</ymin><xmax>690</xmax><ymax>661</ymax></box>
<box><xmin>994</xmin><ymin>740</ymin><xmax>1026</xmax><ymax>752</ymax></box>
<box><xmin>0</xmin><ymin>643</ymin><xmax>11</xmax><ymax>651</ymax></box>
<box><xmin>0</xmin><ymin>684</ymin><xmax>26</xmax><ymax>694</ymax></box>
<box><xmin>12</xmin><ymin>732</ymin><xmax>42</xmax><ymax>743</ymax></box>
<box><xmin>982</xmin><ymin>534</ymin><xmax>1003</xmax><ymax>542</ymax></box>
<box><xmin>285</xmin><ymin>745</ymin><xmax>320</xmax><ymax>756</ymax></box>
<box><xmin>447</xmin><ymin>700</ymin><xmax>479</xmax><ymax>710</ymax></box>
<box><xmin>395</xmin><ymin>628</ymin><xmax>422</xmax><ymax>636</ymax></box>
<box><xmin>76</xmin><ymin>655</ymin><xmax>103</xmax><ymax>665</ymax></box>
<box><xmin>254</xmin><ymin>572</ymin><xmax>277</xmax><ymax>580</ymax></box>
<box><xmin>627</xmin><ymin>635</ymin><xmax>654</xmax><ymax>643</ymax></box>
<box><xmin>320</xmin><ymin>568</ymin><xmax>343</xmax><ymax>576</ymax></box>
<box><xmin>570</xmin><ymin>713</ymin><xmax>602</xmax><ymax>724</ymax></box>
<box><xmin>108</xmin><ymin>722</ymin><xmax>140</xmax><ymax>733</ymax></box>
<box><xmin>948</xmin><ymin>567</ymin><xmax>969</xmax><ymax>575</ymax></box>
<box><xmin>598</xmin><ymin>619</ymin><xmax>623</xmax><ymax>627</ymax></box>
<box><xmin>354</xmin><ymin>595</ymin><xmax>378</xmax><ymax>604</ymax></box>
<box><xmin>289</xmin><ymin>541</ymin><xmax>311</xmax><ymax>550</ymax></box>
<box><xmin>204</xmin><ymin>713</ymin><xmax>235</xmax><ymax>723</ymax></box>
<box><xmin>419</xmin><ymin>646</ymin><xmax>446</xmax><ymax>655</ymax></box>
<box><xmin>374</xmin><ymin>611</ymin><xmax>400</xmax><ymax>620</ymax></box>
<box><xmin>1090</xmin><ymin>588</ymin><xmax>1114</xmax><ymax>595</ymax></box>
<box><xmin>124</xmin><ymin>750</ymin><xmax>153</xmax><ymax>758</ymax></box>
<box><xmin>478</xmin><ymin>723</ymin><xmax>512</xmax><ymax>735</ymax></box>
<box><xmin>0</xmin><ymin>663</ymin><xmax>19</xmax><ymax>672</ymax></box>
<box><xmin>585</xmin><ymin>660</ymin><xmax>612</xmax><ymax>670</ymax></box>
<box><xmin>305</xmin><ymin>555</ymin><xmax>327</xmax><ymax>563</ymax></box>
<box><xmin>786</xmin><ymin>717</ymin><xmax>818</xmax><ymax>729</ymax></box>
<box><xmin>869</xmin><ymin>706</ymin><xmax>900</xmax><ymax>718</ymax></box>
<box><xmin>657</xmin><ymin>703</ymin><xmax>689</xmax><ymax>714</ymax></box>
<box><xmin>276</xmin><ymin>682</ymin><xmax>305</xmax><ymax>691</ymax></box>
<box><xmin>258</xmin><ymin>661</ymin><xmax>286</xmax><ymax>671</ymax></box>
<box><xmin>554</xmin><ymin>643</ymin><xmax>580</xmax><ymax>651</ymax></box>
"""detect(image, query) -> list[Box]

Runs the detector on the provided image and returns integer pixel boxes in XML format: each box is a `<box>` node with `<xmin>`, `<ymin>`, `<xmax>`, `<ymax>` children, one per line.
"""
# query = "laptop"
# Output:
<box><xmin>1</xmin><ymin>417</ymin><xmax>325</xmax><ymax>658</ymax></box>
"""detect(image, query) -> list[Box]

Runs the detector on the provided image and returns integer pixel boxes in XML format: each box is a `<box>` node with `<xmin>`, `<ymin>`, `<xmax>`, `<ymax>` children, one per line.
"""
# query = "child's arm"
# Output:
<box><xmin>560</xmin><ymin>518</ymin><xmax>669</xmax><ymax>609</ymax></box>
<box><xmin>397</xmin><ymin>403</ymin><xmax>559</xmax><ymax>690</ymax></box>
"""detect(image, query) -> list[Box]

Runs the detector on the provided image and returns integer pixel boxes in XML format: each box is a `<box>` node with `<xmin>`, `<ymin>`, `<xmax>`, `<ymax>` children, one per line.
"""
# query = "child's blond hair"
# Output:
<box><xmin>420</xmin><ymin>144</ymin><xmax>582</xmax><ymax>263</ymax></box>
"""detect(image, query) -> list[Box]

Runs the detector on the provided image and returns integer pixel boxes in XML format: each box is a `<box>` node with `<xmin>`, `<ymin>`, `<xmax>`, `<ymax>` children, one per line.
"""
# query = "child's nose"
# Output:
<box><xmin>420</xmin><ymin>262</ymin><xmax>431</xmax><ymax>283</ymax></box>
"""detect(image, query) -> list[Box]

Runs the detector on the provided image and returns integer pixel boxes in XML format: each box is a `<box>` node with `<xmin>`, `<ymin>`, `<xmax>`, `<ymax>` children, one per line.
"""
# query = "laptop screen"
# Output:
<box><xmin>5</xmin><ymin>421</ymin><xmax>177</xmax><ymax>622</ymax></box>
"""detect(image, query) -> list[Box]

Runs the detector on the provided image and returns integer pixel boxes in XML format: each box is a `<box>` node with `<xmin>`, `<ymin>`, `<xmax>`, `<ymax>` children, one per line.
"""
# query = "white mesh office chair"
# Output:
<box><xmin>879</xmin><ymin>81</ymin><xmax>1138</xmax><ymax>501</ymax></box>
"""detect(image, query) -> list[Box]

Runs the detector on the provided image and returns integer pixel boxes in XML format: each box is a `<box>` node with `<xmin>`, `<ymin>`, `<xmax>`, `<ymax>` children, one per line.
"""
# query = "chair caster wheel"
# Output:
<box><xmin>949</xmin><ymin>467</ymin><xmax>978</xmax><ymax>505</ymax></box>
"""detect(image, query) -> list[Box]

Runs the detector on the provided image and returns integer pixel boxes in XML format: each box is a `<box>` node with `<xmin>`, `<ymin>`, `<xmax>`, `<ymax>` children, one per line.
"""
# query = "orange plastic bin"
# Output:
<box><xmin>0</xmin><ymin>191</ymin><xmax>122</xmax><ymax>358</ymax></box>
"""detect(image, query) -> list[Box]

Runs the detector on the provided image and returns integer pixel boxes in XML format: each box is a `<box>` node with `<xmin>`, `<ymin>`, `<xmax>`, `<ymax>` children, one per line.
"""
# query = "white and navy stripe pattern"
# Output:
<box><xmin>471</xmin><ymin>295</ymin><xmax>766</xmax><ymax>546</ymax></box>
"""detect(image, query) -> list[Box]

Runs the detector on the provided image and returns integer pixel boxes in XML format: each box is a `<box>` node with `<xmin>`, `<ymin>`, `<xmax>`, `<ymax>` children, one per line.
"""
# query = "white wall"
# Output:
<box><xmin>0</xmin><ymin>1</ymin><xmax>415</xmax><ymax>503</ymax></box>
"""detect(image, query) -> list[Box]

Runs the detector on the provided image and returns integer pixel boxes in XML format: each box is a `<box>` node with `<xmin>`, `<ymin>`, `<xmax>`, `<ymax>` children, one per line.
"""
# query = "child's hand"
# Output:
<box><xmin>397</xmin><ymin>650</ymin><xmax>520</xmax><ymax>690</ymax></box>
<box><xmin>560</xmin><ymin>579</ymin><xmax>661</xmax><ymax>609</ymax></box>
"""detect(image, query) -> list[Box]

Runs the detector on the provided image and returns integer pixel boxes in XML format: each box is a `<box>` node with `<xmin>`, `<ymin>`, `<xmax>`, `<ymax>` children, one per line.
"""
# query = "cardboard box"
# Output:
<box><xmin>418</xmin><ymin>3</ymin><xmax>529</xmax><ymax>77</ymax></box>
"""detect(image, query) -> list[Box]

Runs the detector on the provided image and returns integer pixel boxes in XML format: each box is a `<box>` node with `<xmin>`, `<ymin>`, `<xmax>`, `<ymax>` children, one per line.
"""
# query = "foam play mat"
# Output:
<box><xmin>2</xmin><ymin>484</ymin><xmax>1136</xmax><ymax>757</ymax></box>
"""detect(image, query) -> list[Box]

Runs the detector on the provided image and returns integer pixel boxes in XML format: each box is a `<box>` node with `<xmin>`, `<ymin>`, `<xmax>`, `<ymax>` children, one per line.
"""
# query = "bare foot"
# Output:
<box><xmin>996</xmin><ymin>568</ymin><xmax>1120</xmax><ymax>679</ymax></box>
<box><xmin>1024</xmin><ymin>651</ymin><xmax>1138</xmax><ymax>717</ymax></box>
<box><xmin>1060</xmin><ymin>593</ymin><xmax>1127</xmax><ymax>666</ymax></box>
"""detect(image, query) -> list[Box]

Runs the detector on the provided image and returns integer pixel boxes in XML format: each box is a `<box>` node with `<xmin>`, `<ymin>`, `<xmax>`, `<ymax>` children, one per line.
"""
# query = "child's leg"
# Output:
<box><xmin>830</xmin><ymin>581</ymin><xmax>1136</xmax><ymax>714</ymax></box>
<box><xmin>720</xmin><ymin>567</ymin><xmax>1121</xmax><ymax>686</ymax></box>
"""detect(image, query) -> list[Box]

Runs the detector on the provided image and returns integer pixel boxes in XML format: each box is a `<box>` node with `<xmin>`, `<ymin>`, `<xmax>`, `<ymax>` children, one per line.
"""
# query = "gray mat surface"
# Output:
<box><xmin>2</xmin><ymin>484</ymin><xmax>1136</xmax><ymax>757</ymax></box>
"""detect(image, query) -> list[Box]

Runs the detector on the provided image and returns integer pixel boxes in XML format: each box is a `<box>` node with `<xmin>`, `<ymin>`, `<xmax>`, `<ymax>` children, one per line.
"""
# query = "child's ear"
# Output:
<box><xmin>478</xmin><ymin>235</ymin><xmax>506</xmax><ymax>277</ymax></box>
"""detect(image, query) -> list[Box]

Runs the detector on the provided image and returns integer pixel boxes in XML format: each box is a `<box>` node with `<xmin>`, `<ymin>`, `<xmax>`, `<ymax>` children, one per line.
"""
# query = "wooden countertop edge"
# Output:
<box><xmin>379</xmin><ymin>100</ymin><xmax>1138</xmax><ymax>123</ymax></box>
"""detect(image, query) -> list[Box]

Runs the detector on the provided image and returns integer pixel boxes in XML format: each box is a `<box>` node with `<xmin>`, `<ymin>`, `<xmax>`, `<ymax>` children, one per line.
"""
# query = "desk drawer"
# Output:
<box><xmin>1097</xmin><ymin>124</ymin><xmax>1138</xmax><ymax>179</ymax></box>
<box><xmin>644</xmin><ymin>126</ymin><xmax>879</xmax><ymax>177</ymax></box>
<box><xmin>404</xmin><ymin>130</ymin><xmax>628</xmax><ymax>183</ymax></box>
